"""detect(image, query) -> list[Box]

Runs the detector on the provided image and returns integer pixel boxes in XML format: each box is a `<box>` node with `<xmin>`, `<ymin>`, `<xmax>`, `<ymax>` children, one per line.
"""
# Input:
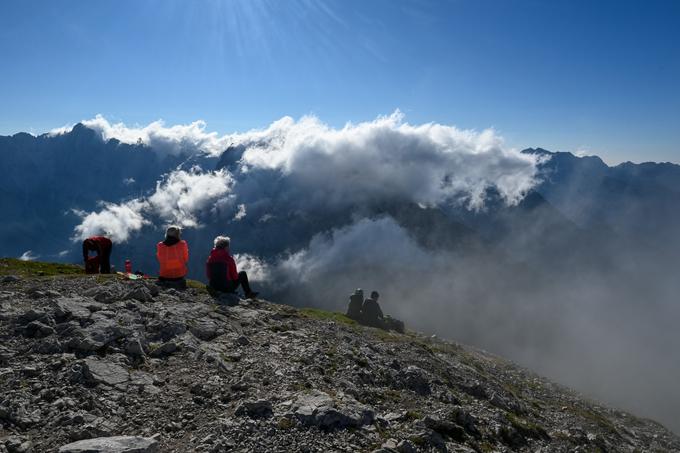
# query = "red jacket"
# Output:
<box><xmin>206</xmin><ymin>248</ymin><xmax>238</xmax><ymax>282</ymax></box>
<box><xmin>83</xmin><ymin>236</ymin><xmax>112</xmax><ymax>261</ymax></box>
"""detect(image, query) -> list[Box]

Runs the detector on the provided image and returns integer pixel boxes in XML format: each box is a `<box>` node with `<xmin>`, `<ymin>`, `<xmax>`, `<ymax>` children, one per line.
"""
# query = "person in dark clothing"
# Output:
<box><xmin>206</xmin><ymin>236</ymin><xmax>258</xmax><ymax>299</ymax></box>
<box><xmin>361</xmin><ymin>290</ymin><xmax>406</xmax><ymax>333</ymax></box>
<box><xmin>361</xmin><ymin>290</ymin><xmax>385</xmax><ymax>328</ymax></box>
<box><xmin>82</xmin><ymin>236</ymin><xmax>112</xmax><ymax>274</ymax></box>
<box><xmin>346</xmin><ymin>288</ymin><xmax>364</xmax><ymax>321</ymax></box>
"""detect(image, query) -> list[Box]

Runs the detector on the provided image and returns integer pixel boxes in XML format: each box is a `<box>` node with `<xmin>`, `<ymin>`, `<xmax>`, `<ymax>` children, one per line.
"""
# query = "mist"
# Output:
<box><xmin>260</xmin><ymin>214</ymin><xmax>680</xmax><ymax>433</ymax></box>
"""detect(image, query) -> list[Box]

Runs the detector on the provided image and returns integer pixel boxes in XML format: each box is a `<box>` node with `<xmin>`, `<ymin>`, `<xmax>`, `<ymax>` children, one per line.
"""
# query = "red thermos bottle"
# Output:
<box><xmin>125</xmin><ymin>260</ymin><xmax>132</xmax><ymax>274</ymax></box>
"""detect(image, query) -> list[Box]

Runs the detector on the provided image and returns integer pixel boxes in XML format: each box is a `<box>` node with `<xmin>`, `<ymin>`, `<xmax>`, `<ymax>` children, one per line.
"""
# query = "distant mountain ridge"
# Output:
<box><xmin>2</xmin><ymin>125</ymin><xmax>679</xmax><ymax>265</ymax></box>
<box><xmin>522</xmin><ymin>147</ymin><xmax>680</xmax><ymax>241</ymax></box>
<box><xmin>0</xmin><ymin>124</ymin><xmax>196</xmax><ymax>259</ymax></box>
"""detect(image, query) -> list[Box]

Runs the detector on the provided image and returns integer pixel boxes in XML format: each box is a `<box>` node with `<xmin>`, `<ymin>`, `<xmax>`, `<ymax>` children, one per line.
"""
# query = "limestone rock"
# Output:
<box><xmin>53</xmin><ymin>297</ymin><xmax>94</xmax><ymax>322</ymax></box>
<box><xmin>58</xmin><ymin>436</ymin><xmax>158</xmax><ymax>453</ymax></box>
<box><xmin>123</xmin><ymin>286</ymin><xmax>153</xmax><ymax>303</ymax></box>
<box><xmin>65</xmin><ymin>316</ymin><xmax>129</xmax><ymax>352</ymax></box>
<box><xmin>148</xmin><ymin>341</ymin><xmax>177</xmax><ymax>358</ymax></box>
<box><xmin>235</xmin><ymin>400</ymin><xmax>273</xmax><ymax>418</ymax></box>
<box><xmin>82</xmin><ymin>357</ymin><xmax>129</xmax><ymax>390</ymax></box>
<box><xmin>400</xmin><ymin>366</ymin><xmax>431</xmax><ymax>395</ymax></box>
<box><xmin>290</xmin><ymin>390</ymin><xmax>374</xmax><ymax>430</ymax></box>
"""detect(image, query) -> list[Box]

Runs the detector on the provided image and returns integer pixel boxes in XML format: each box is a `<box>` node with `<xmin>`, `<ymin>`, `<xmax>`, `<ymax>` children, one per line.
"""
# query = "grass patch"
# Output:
<box><xmin>506</xmin><ymin>412</ymin><xmax>549</xmax><ymax>439</ymax></box>
<box><xmin>409</xmin><ymin>434</ymin><xmax>428</xmax><ymax>447</ymax></box>
<box><xmin>220</xmin><ymin>352</ymin><xmax>241</xmax><ymax>363</ymax></box>
<box><xmin>567</xmin><ymin>406</ymin><xmax>618</xmax><ymax>435</ymax></box>
<box><xmin>186</xmin><ymin>279</ymin><xmax>208</xmax><ymax>294</ymax></box>
<box><xmin>148</xmin><ymin>342</ymin><xmax>160</xmax><ymax>354</ymax></box>
<box><xmin>503</xmin><ymin>382</ymin><xmax>521</xmax><ymax>399</ymax></box>
<box><xmin>355</xmin><ymin>356</ymin><xmax>369</xmax><ymax>368</ymax></box>
<box><xmin>405</xmin><ymin>410</ymin><xmax>422</xmax><ymax>421</ymax></box>
<box><xmin>298</xmin><ymin>308</ymin><xmax>357</xmax><ymax>326</ymax></box>
<box><xmin>270</xmin><ymin>324</ymin><xmax>294</xmax><ymax>333</ymax></box>
<box><xmin>373</xmin><ymin>328</ymin><xmax>401</xmax><ymax>342</ymax></box>
<box><xmin>277</xmin><ymin>417</ymin><xmax>295</xmax><ymax>430</ymax></box>
<box><xmin>376</xmin><ymin>389</ymin><xmax>403</xmax><ymax>403</ymax></box>
<box><xmin>457</xmin><ymin>353</ymin><xmax>489</xmax><ymax>376</ymax></box>
<box><xmin>431</xmin><ymin>342</ymin><xmax>464</xmax><ymax>355</ymax></box>
<box><xmin>477</xmin><ymin>441</ymin><xmax>496</xmax><ymax>453</ymax></box>
<box><xmin>94</xmin><ymin>274</ymin><xmax>119</xmax><ymax>283</ymax></box>
<box><xmin>372</xmin><ymin>328</ymin><xmax>415</xmax><ymax>344</ymax></box>
<box><xmin>0</xmin><ymin>258</ymin><xmax>83</xmax><ymax>277</ymax></box>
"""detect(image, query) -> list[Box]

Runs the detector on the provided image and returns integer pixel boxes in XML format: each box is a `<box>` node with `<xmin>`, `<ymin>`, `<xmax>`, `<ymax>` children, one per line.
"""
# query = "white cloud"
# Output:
<box><xmin>234</xmin><ymin>253</ymin><xmax>269</xmax><ymax>281</ymax></box>
<box><xmin>70</xmin><ymin>112</ymin><xmax>544</xmax><ymax>243</ymax></box>
<box><xmin>233</xmin><ymin>204</ymin><xmax>247</xmax><ymax>221</ymax></box>
<box><xmin>19</xmin><ymin>250</ymin><xmax>39</xmax><ymax>261</ymax></box>
<box><xmin>574</xmin><ymin>147</ymin><xmax>596</xmax><ymax>158</ymax></box>
<box><xmin>147</xmin><ymin>168</ymin><xmax>234</xmax><ymax>228</ymax></box>
<box><xmin>229</xmin><ymin>111</ymin><xmax>543</xmax><ymax>210</ymax></box>
<box><xmin>52</xmin><ymin>112</ymin><xmax>542</xmax><ymax>210</ymax></box>
<box><xmin>73</xmin><ymin>168</ymin><xmax>234</xmax><ymax>242</ymax></box>
<box><xmin>73</xmin><ymin>199</ymin><xmax>150</xmax><ymax>242</ymax></box>
<box><xmin>276</xmin><ymin>216</ymin><xmax>428</xmax><ymax>283</ymax></box>
<box><xmin>51</xmin><ymin>114</ymin><xmax>232</xmax><ymax>156</ymax></box>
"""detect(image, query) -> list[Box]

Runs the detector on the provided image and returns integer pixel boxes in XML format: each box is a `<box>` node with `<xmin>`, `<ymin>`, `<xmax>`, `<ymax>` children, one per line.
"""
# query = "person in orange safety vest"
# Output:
<box><xmin>156</xmin><ymin>225</ymin><xmax>189</xmax><ymax>289</ymax></box>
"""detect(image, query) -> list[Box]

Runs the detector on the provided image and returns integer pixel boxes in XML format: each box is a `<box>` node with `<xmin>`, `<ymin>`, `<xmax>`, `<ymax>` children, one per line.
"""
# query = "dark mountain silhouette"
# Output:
<box><xmin>523</xmin><ymin>147</ymin><xmax>680</xmax><ymax>245</ymax></box>
<box><xmin>0</xmin><ymin>124</ymin><xmax>191</xmax><ymax>258</ymax></box>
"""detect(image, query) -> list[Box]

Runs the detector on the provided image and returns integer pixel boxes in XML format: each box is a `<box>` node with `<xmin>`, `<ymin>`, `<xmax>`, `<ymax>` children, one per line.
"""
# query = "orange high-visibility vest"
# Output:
<box><xmin>156</xmin><ymin>240</ymin><xmax>189</xmax><ymax>278</ymax></box>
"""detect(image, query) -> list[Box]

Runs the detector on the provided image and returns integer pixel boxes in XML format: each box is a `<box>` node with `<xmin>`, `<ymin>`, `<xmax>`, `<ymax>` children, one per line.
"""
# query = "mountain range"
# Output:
<box><xmin>2</xmin><ymin>124</ymin><xmax>679</xmax><ymax>269</ymax></box>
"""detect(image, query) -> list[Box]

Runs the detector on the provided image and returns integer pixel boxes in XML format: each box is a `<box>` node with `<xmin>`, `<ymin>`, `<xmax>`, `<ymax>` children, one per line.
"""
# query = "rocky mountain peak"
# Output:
<box><xmin>63</xmin><ymin>123</ymin><xmax>100</xmax><ymax>142</ymax></box>
<box><xmin>1</xmin><ymin>263</ymin><xmax>678</xmax><ymax>452</ymax></box>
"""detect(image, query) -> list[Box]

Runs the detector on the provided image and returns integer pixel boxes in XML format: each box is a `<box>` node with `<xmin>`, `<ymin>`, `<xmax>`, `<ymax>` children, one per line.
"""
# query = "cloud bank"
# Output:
<box><xmin>52</xmin><ymin>115</ymin><xmax>232</xmax><ymax>156</ymax></box>
<box><xmin>73</xmin><ymin>168</ymin><xmax>233</xmax><ymax>242</ymax></box>
<box><xmin>229</xmin><ymin>112</ymin><xmax>543</xmax><ymax>209</ymax></box>
<box><xmin>73</xmin><ymin>112</ymin><xmax>543</xmax><ymax>242</ymax></box>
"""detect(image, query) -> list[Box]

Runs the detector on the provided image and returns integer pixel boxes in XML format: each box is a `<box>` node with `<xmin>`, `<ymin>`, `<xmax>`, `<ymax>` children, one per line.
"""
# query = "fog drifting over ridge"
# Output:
<box><xmin>53</xmin><ymin>113</ymin><xmax>680</xmax><ymax>433</ymax></box>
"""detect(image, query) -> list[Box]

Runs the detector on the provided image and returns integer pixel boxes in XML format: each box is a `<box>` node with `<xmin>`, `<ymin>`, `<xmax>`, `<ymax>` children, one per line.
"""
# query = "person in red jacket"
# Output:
<box><xmin>82</xmin><ymin>235</ymin><xmax>112</xmax><ymax>274</ymax></box>
<box><xmin>206</xmin><ymin>235</ymin><xmax>258</xmax><ymax>299</ymax></box>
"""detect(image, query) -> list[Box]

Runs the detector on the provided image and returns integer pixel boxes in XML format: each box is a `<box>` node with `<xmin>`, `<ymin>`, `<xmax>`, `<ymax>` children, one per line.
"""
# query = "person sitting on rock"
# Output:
<box><xmin>361</xmin><ymin>291</ymin><xmax>406</xmax><ymax>333</ymax></box>
<box><xmin>82</xmin><ymin>235</ymin><xmax>112</xmax><ymax>274</ymax></box>
<box><xmin>156</xmin><ymin>225</ymin><xmax>189</xmax><ymax>289</ymax></box>
<box><xmin>206</xmin><ymin>235</ymin><xmax>258</xmax><ymax>299</ymax></box>
<box><xmin>346</xmin><ymin>288</ymin><xmax>364</xmax><ymax>321</ymax></box>
<box><xmin>361</xmin><ymin>290</ymin><xmax>385</xmax><ymax>328</ymax></box>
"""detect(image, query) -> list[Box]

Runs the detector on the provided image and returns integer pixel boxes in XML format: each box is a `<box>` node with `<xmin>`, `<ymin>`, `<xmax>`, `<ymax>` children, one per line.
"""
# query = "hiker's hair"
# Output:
<box><xmin>371</xmin><ymin>291</ymin><xmax>379</xmax><ymax>299</ymax></box>
<box><xmin>214</xmin><ymin>236</ymin><xmax>230</xmax><ymax>249</ymax></box>
<box><xmin>165</xmin><ymin>225</ymin><xmax>181</xmax><ymax>239</ymax></box>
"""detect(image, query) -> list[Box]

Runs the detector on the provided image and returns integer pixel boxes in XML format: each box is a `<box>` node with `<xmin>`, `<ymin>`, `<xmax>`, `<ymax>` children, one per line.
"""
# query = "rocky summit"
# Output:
<box><xmin>1</xmin><ymin>267</ymin><xmax>679</xmax><ymax>452</ymax></box>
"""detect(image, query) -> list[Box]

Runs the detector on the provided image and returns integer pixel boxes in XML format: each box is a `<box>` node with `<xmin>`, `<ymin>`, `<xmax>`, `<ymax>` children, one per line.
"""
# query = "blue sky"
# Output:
<box><xmin>0</xmin><ymin>0</ymin><xmax>678</xmax><ymax>163</ymax></box>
